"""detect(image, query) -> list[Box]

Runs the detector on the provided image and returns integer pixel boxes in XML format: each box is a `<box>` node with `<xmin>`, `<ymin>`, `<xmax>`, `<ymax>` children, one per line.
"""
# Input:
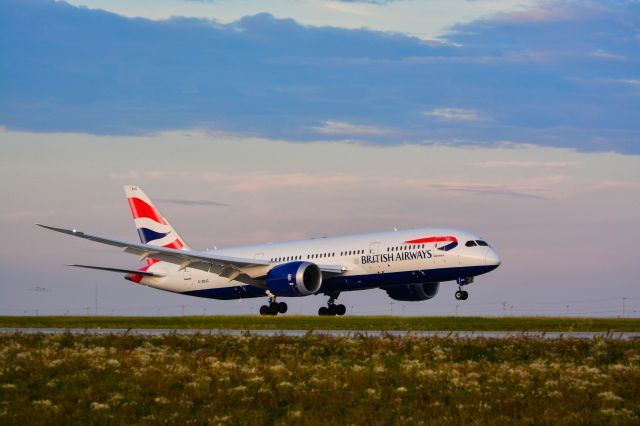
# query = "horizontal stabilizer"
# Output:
<box><xmin>68</xmin><ymin>264</ymin><xmax>165</xmax><ymax>277</ymax></box>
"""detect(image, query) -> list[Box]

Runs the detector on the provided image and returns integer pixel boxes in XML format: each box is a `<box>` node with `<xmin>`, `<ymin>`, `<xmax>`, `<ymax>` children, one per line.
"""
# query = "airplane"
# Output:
<box><xmin>38</xmin><ymin>185</ymin><xmax>501</xmax><ymax>316</ymax></box>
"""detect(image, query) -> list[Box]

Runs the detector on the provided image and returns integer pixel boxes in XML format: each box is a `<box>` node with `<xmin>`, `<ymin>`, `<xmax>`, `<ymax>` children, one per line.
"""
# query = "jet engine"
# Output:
<box><xmin>383</xmin><ymin>282</ymin><xmax>439</xmax><ymax>301</ymax></box>
<box><xmin>265</xmin><ymin>261</ymin><xmax>322</xmax><ymax>297</ymax></box>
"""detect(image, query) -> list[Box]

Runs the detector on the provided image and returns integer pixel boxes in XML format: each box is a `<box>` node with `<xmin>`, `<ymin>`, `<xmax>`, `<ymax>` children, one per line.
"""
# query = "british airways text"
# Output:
<box><xmin>361</xmin><ymin>249</ymin><xmax>432</xmax><ymax>265</ymax></box>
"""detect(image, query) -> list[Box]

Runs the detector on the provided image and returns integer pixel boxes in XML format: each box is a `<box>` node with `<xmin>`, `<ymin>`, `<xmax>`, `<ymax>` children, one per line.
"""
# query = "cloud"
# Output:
<box><xmin>110</xmin><ymin>169</ymin><xmax>559</xmax><ymax>199</ymax></box>
<box><xmin>331</xmin><ymin>0</ymin><xmax>403</xmax><ymax>4</ymax></box>
<box><xmin>218</xmin><ymin>172</ymin><xmax>556</xmax><ymax>199</ymax></box>
<box><xmin>312</xmin><ymin>120</ymin><xmax>398</xmax><ymax>136</ymax></box>
<box><xmin>422</xmin><ymin>108</ymin><xmax>484</xmax><ymax>122</ymax></box>
<box><xmin>489</xmin><ymin>1</ymin><xmax>582</xmax><ymax>23</ymax></box>
<box><xmin>475</xmin><ymin>161</ymin><xmax>573</xmax><ymax>169</ymax></box>
<box><xmin>155</xmin><ymin>198</ymin><xmax>228</xmax><ymax>207</ymax></box>
<box><xmin>199</xmin><ymin>172</ymin><xmax>365</xmax><ymax>191</ymax></box>
<box><xmin>1</xmin><ymin>0</ymin><xmax>639</xmax><ymax>154</ymax></box>
<box><xmin>590</xmin><ymin>50</ymin><xmax>627</xmax><ymax>61</ymax></box>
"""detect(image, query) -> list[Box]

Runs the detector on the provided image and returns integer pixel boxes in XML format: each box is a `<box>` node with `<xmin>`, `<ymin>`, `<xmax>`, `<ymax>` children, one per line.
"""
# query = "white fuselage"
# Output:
<box><xmin>138</xmin><ymin>227</ymin><xmax>500</xmax><ymax>298</ymax></box>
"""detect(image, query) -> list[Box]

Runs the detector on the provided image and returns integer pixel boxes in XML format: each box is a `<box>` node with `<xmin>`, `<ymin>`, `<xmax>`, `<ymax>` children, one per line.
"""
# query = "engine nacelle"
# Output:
<box><xmin>383</xmin><ymin>282</ymin><xmax>439</xmax><ymax>301</ymax></box>
<box><xmin>266</xmin><ymin>261</ymin><xmax>322</xmax><ymax>297</ymax></box>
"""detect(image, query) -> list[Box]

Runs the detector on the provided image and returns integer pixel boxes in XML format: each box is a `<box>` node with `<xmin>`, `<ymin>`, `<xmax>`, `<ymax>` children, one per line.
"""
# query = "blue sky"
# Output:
<box><xmin>1</xmin><ymin>0</ymin><xmax>639</xmax><ymax>153</ymax></box>
<box><xmin>1</xmin><ymin>0</ymin><xmax>639</xmax><ymax>316</ymax></box>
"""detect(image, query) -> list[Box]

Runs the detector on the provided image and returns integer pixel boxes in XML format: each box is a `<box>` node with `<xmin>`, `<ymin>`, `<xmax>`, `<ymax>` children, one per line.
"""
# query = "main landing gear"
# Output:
<box><xmin>259</xmin><ymin>292</ymin><xmax>287</xmax><ymax>316</ymax></box>
<box><xmin>454</xmin><ymin>277</ymin><xmax>473</xmax><ymax>301</ymax></box>
<box><xmin>318</xmin><ymin>292</ymin><xmax>346</xmax><ymax>316</ymax></box>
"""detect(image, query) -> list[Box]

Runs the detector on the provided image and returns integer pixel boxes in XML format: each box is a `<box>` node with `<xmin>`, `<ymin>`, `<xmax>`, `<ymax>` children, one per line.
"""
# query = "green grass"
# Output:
<box><xmin>0</xmin><ymin>315</ymin><xmax>639</xmax><ymax>331</ymax></box>
<box><xmin>1</xmin><ymin>333</ymin><xmax>639</xmax><ymax>425</ymax></box>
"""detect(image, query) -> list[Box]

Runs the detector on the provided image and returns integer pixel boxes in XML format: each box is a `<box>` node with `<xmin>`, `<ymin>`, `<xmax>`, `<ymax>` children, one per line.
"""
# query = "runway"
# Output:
<box><xmin>1</xmin><ymin>328</ymin><xmax>639</xmax><ymax>339</ymax></box>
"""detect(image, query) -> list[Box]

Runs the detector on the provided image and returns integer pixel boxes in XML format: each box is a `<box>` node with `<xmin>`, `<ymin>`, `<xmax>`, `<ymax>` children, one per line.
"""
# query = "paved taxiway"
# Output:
<box><xmin>1</xmin><ymin>328</ymin><xmax>639</xmax><ymax>339</ymax></box>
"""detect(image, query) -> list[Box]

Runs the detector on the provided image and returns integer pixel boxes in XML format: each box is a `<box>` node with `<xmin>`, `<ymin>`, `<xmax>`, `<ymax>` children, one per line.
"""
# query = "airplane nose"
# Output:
<box><xmin>485</xmin><ymin>249</ymin><xmax>501</xmax><ymax>267</ymax></box>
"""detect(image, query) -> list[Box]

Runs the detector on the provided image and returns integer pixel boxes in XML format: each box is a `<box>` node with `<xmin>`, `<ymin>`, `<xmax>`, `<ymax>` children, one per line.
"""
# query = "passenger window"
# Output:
<box><xmin>476</xmin><ymin>240</ymin><xmax>489</xmax><ymax>246</ymax></box>
<box><xmin>465</xmin><ymin>241</ymin><xmax>477</xmax><ymax>247</ymax></box>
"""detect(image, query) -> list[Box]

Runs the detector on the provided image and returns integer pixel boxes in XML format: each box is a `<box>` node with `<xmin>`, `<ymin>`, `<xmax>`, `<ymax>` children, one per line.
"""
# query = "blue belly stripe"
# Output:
<box><xmin>179</xmin><ymin>264</ymin><xmax>498</xmax><ymax>300</ymax></box>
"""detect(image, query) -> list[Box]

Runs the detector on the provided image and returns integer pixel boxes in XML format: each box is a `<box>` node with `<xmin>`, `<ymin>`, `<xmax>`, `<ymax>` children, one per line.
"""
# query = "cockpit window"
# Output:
<box><xmin>476</xmin><ymin>240</ymin><xmax>489</xmax><ymax>246</ymax></box>
<box><xmin>465</xmin><ymin>240</ymin><xmax>477</xmax><ymax>247</ymax></box>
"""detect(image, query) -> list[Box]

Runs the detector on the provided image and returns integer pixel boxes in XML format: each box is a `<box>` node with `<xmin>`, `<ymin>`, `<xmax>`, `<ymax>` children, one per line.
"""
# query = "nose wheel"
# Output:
<box><xmin>260</xmin><ymin>292</ymin><xmax>288</xmax><ymax>316</ymax></box>
<box><xmin>318</xmin><ymin>292</ymin><xmax>346</xmax><ymax>316</ymax></box>
<box><xmin>455</xmin><ymin>278</ymin><xmax>472</xmax><ymax>301</ymax></box>
<box><xmin>455</xmin><ymin>288</ymin><xmax>469</xmax><ymax>301</ymax></box>
<box><xmin>455</xmin><ymin>290</ymin><xmax>468</xmax><ymax>300</ymax></box>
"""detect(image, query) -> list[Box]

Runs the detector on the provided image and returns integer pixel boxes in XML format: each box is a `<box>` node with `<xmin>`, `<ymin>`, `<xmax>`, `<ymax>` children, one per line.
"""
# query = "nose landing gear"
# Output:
<box><xmin>318</xmin><ymin>292</ymin><xmax>346</xmax><ymax>316</ymax></box>
<box><xmin>259</xmin><ymin>291</ymin><xmax>288</xmax><ymax>316</ymax></box>
<box><xmin>455</xmin><ymin>289</ymin><xmax>469</xmax><ymax>300</ymax></box>
<box><xmin>454</xmin><ymin>277</ymin><xmax>473</xmax><ymax>301</ymax></box>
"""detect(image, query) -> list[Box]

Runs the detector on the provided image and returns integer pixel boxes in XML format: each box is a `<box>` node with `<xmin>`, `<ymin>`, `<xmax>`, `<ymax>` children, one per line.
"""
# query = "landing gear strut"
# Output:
<box><xmin>260</xmin><ymin>292</ymin><xmax>287</xmax><ymax>316</ymax></box>
<box><xmin>318</xmin><ymin>292</ymin><xmax>346</xmax><ymax>316</ymax></box>
<box><xmin>455</xmin><ymin>277</ymin><xmax>472</xmax><ymax>301</ymax></box>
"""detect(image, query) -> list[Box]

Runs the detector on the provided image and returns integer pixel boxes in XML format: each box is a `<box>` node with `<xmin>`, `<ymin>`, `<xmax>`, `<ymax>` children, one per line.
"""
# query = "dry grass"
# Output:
<box><xmin>1</xmin><ymin>333</ymin><xmax>639</xmax><ymax>425</ymax></box>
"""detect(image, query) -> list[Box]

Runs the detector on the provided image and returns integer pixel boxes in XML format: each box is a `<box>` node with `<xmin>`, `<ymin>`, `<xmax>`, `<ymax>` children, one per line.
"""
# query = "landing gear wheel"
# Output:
<box><xmin>267</xmin><ymin>302</ymin><xmax>279</xmax><ymax>316</ymax></box>
<box><xmin>320</xmin><ymin>291</ymin><xmax>343</xmax><ymax>316</ymax></box>
<box><xmin>455</xmin><ymin>290</ymin><xmax>469</xmax><ymax>301</ymax></box>
<box><xmin>277</xmin><ymin>302</ymin><xmax>288</xmax><ymax>314</ymax></box>
<box><xmin>259</xmin><ymin>305</ymin><xmax>269</xmax><ymax>316</ymax></box>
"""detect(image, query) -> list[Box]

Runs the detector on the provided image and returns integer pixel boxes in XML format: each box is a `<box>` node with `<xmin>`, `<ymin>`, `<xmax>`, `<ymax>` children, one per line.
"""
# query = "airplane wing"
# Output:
<box><xmin>68</xmin><ymin>264</ymin><xmax>165</xmax><ymax>277</ymax></box>
<box><xmin>38</xmin><ymin>224</ymin><xmax>272</xmax><ymax>279</ymax></box>
<box><xmin>37</xmin><ymin>224</ymin><xmax>347</xmax><ymax>279</ymax></box>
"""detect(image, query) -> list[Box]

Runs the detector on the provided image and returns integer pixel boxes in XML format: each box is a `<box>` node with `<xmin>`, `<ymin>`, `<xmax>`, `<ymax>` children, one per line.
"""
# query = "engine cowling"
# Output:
<box><xmin>266</xmin><ymin>261</ymin><xmax>322</xmax><ymax>297</ymax></box>
<box><xmin>383</xmin><ymin>282</ymin><xmax>439</xmax><ymax>301</ymax></box>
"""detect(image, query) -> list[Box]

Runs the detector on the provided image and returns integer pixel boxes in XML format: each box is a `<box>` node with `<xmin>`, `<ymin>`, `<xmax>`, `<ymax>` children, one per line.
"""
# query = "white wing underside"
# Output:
<box><xmin>37</xmin><ymin>224</ymin><xmax>347</xmax><ymax>280</ymax></box>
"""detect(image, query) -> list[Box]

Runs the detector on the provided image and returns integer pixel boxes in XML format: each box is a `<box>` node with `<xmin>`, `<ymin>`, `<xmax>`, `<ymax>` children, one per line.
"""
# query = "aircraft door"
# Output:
<box><xmin>433</xmin><ymin>240</ymin><xmax>445</xmax><ymax>264</ymax></box>
<box><xmin>183</xmin><ymin>268</ymin><xmax>191</xmax><ymax>281</ymax></box>
<box><xmin>369</xmin><ymin>242</ymin><xmax>384</xmax><ymax>274</ymax></box>
<box><xmin>369</xmin><ymin>242</ymin><xmax>380</xmax><ymax>255</ymax></box>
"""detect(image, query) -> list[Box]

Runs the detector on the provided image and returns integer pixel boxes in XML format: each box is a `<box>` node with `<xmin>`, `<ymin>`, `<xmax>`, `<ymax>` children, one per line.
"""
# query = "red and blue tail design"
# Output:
<box><xmin>124</xmin><ymin>185</ymin><xmax>191</xmax><ymax>251</ymax></box>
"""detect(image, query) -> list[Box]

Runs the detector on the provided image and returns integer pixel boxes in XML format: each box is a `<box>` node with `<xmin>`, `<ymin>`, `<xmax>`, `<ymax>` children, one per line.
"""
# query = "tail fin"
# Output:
<box><xmin>123</xmin><ymin>185</ymin><xmax>191</xmax><ymax>251</ymax></box>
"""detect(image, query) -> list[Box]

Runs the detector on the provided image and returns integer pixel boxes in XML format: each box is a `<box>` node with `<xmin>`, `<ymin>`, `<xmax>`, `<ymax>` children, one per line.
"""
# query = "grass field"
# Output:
<box><xmin>0</xmin><ymin>333</ymin><xmax>638</xmax><ymax>424</ymax></box>
<box><xmin>1</xmin><ymin>315</ymin><xmax>639</xmax><ymax>331</ymax></box>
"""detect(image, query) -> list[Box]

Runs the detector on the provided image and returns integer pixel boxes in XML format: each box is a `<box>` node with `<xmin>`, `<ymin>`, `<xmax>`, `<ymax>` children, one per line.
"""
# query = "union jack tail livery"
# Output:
<box><xmin>124</xmin><ymin>185</ymin><xmax>191</xmax><ymax>251</ymax></box>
